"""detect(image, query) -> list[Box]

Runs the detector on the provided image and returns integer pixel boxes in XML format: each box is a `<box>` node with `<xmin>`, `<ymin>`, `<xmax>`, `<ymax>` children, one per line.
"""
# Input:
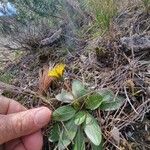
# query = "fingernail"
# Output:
<box><xmin>34</xmin><ymin>107</ymin><xmax>51</xmax><ymax>126</ymax></box>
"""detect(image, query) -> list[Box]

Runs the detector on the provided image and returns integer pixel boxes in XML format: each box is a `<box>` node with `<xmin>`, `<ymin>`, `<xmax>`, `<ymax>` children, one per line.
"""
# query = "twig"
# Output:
<box><xmin>118</xmin><ymin>99</ymin><xmax>150</xmax><ymax>130</ymax></box>
<box><xmin>0</xmin><ymin>81</ymin><xmax>55</xmax><ymax>106</ymax></box>
<box><xmin>124</xmin><ymin>86</ymin><xmax>139</xmax><ymax>114</ymax></box>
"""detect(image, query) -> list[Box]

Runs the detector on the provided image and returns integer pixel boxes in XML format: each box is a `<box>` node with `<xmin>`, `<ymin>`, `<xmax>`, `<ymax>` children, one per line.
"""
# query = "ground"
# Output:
<box><xmin>0</xmin><ymin>1</ymin><xmax>150</xmax><ymax>150</ymax></box>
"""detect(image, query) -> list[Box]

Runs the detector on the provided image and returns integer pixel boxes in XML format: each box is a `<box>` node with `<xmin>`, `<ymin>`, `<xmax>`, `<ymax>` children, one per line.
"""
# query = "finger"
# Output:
<box><xmin>0</xmin><ymin>107</ymin><xmax>51</xmax><ymax>144</ymax></box>
<box><xmin>13</xmin><ymin>143</ymin><xmax>26</xmax><ymax>150</ymax></box>
<box><xmin>5</xmin><ymin>131</ymin><xmax>43</xmax><ymax>150</ymax></box>
<box><xmin>0</xmin><ymin>96</ymin><xmax>26</xmax><ymax>114</ymax></box>
<box><xmin>4</xmin><ymin>139</ymin><xmax>24</xmax><ymax>150</ymax></box>
<box><xmin>22</xmin><ymin>131</ymin><xmax>43</xmax><ymax>150</ymax></box>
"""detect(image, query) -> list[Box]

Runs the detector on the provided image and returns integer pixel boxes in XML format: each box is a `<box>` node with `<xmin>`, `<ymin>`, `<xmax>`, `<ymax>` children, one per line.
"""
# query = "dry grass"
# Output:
<box><xmin>2</xmin><ymin>37</ymin><xmax>149</xmax><ymax>149</ymax></box>
<box><xmin>0</xmin><ymin>1</ymin><xmax>149</xmax><ymax>150</ymax></box>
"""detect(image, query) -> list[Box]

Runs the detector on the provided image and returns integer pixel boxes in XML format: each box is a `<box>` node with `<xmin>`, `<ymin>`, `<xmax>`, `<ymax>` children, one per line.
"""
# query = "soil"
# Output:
<box><xmin>0</xmin><ymin>3</ymin><xmax>150</xmax><ymax>150</ymax></box>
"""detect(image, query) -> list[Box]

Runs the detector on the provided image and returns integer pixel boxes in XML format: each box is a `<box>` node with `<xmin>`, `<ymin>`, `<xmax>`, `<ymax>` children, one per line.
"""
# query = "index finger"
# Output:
<box><xmin>0</xmin><ymin>96</ymin><xmax>26</xmax><ymax>114</ymax></box>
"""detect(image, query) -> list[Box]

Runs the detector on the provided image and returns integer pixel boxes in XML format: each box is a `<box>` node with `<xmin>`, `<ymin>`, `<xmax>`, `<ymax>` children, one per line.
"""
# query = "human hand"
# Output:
<box><xmin>0</xmin><ymin>96</ymin><xmax>51</xmax><ymax>150</ymax></box>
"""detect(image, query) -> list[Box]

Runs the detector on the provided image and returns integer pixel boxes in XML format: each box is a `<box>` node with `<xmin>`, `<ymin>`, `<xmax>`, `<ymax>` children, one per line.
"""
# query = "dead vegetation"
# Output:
<box><xmin>0</xmin><ymin>0</ymin><xmax>150</xmax><ymax>150</ymax></box>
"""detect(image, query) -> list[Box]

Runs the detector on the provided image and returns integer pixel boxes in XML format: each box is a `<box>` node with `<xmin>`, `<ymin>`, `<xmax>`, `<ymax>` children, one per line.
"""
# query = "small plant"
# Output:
<box><xmin>49</xmin><ymin>80</ymin><xmax>124</xmax><ymax>150</ymax></box>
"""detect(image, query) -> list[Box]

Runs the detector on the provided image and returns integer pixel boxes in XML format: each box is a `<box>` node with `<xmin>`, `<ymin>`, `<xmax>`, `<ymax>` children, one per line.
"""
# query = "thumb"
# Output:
<box><xmin>0</xmin><ymin>107</ymin><xmax>51</xmax><ymax>144</ymax></box>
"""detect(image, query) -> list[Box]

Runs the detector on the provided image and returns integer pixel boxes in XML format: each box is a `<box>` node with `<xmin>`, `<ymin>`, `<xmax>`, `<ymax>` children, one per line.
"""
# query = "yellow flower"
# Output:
<box><xmin>48</xmin><ymin>63</ymin><xmax>66</xmax><ymax>79</ymax></box>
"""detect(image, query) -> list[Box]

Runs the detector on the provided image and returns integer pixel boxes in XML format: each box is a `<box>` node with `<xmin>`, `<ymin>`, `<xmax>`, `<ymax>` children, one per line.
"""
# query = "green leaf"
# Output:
<box><xmin>91</xmin><ymin>143</ymin><xmax>103</xmax><ymax>150</ymax></box>
<box><xmin>58</xmin><ymin>119</ymin><xmax>78</xmax><ymax>150</ymax></box>
<box><xmin>84</xmin><ymin>114</ymin><xmax>102</xmax><ymax>146</ymax></box>
<box><xmin>74</xmin><ymin>111</ymin><xmax>86</xmax><ymax>125</ymax></box>
<box><xmin>99</xmin><ymin>90</ymin><xmax>114</xmax><ymax>101</ymax></box>
<box><xmin>85</xmin><ymin>93</ymin><xmax>103</xmax><ymax>110</ymax></box>
<box><xmin>73</xmin><ymin>128</ymin><xmax>85</xmax><ymax>150</ymax></box>
<box><xmin>53</xmin><ymin>105</ymin><xmax>76</xmax><ymax>121</ymax></box>
<box><xmin>85</xmin><ymin>113</ymin><xmax>93</xmax><ymax>124</ymax></box>
<box><xmin>48</xmin><ymin>123</ymin><xmax>60</xmax><ymax>142</ymax></box>
<box><xmin>100</xmin><ymin>99</ymin><xmax>123</xmax><ymax>111</ymax></box>
<box><xmin>99</xmin><ymin>90</ymin><xmax>124</xmax><ymax>111</ymax></box>
<box><xmin>72</xmin><ymin>80</ymin><xmax>87</xmax><ymax>98</ymax></box>
<box><xmin>56</xmin><ymin>89</ymin><xmax>74</xmax><ymax>103</ymax></box>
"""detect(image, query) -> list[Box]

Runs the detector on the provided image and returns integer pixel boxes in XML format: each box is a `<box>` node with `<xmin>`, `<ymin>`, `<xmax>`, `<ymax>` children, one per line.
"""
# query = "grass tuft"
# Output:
<box><xmin>84</xmin><ymin>0</ymin><xmax>117</xmax><ymax>31</ymax></box>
